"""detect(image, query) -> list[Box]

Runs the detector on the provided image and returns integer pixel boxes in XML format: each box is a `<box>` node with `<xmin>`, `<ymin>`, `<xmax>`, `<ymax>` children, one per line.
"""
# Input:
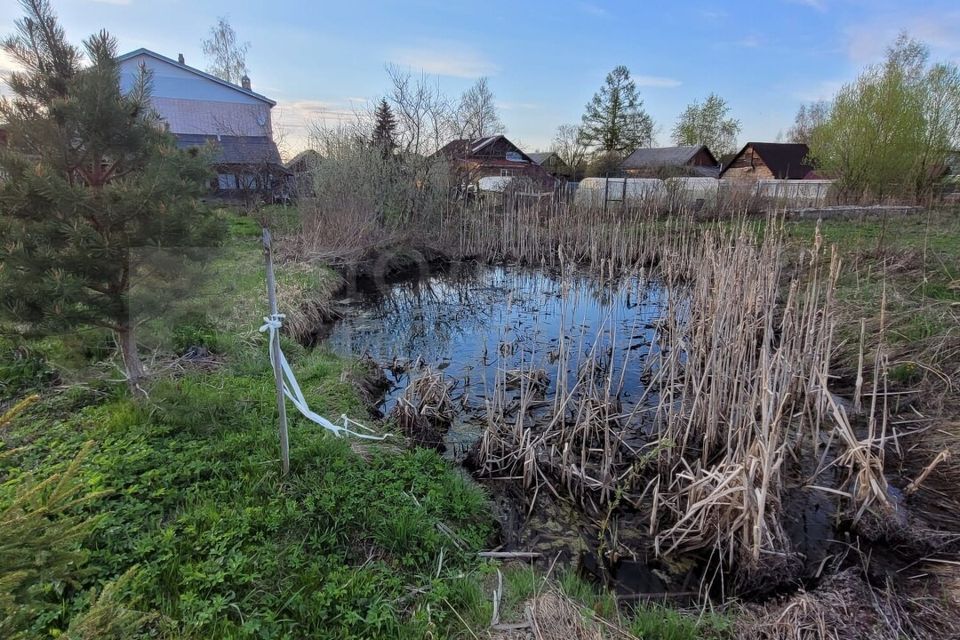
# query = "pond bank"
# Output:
<box><xmin>314</xmin><ymin>237</ymin><xmax>960</xmax><ymax>632</ymax></box>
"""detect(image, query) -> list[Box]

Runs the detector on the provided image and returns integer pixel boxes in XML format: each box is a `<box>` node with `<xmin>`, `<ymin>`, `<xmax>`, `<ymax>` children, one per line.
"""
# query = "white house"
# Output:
<box><xmin>117</xmin><ymin>48</ymin><xmax>287</xmax><ymax>197</ymax></box>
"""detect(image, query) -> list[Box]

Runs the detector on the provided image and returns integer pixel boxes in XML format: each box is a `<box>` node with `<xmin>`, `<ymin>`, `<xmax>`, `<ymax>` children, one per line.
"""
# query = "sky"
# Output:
<box><xmin>3</xmin><ymin>0</ymin><xmax>960</xmax><ymax>158</ymax></box>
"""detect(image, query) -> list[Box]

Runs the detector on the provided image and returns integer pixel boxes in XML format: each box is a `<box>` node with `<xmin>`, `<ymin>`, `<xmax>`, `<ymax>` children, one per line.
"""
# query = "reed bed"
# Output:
<box><xmin>390</xmin><ymin>363</ymin><xmax>456</xmax><ymax>450</ymax></box>
<box><xmin>441</xmin><ymin>197</ymin><xmax>707</xmax><ymax>275</ymax></box>
<box><xmin>464</xmin><ymin>205</ymin><xmax>895</xmax><ymax>591</ymax></box>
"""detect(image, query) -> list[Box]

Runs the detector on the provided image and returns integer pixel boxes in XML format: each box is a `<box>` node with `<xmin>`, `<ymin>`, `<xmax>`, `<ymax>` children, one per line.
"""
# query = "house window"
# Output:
<box><xmin>500</xmin><ymin>169</ymin><xmax>515</xmax><ymax>177</ymax></box>
<box><xmin>218</xmin><ymin>173</ymin><xmax>238</xmax><ymax>190</ymax></box>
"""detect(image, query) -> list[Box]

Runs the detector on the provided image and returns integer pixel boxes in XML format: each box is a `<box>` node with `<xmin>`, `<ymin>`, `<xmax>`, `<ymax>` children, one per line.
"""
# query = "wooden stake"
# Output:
<box><xmin>263</xmin><ymin>227</ymin><xmax>290</xmax><ymax>476</ymax></box>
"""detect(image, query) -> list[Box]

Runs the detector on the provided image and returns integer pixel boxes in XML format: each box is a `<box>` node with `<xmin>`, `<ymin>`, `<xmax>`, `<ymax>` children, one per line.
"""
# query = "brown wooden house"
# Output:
<box><xmin>620</xmin><ymin>145</ymin><xmax>719</xmax><ymax>178</ymax></box>
<box><xmin>720</xmin><ymin>142</ymin><xmax>816</xmax><ymax>180</ymax></box>
<box><xmin>435</xmin><ymin>135</ymin><xmax>557</xmax><ymax>191</ymax></box>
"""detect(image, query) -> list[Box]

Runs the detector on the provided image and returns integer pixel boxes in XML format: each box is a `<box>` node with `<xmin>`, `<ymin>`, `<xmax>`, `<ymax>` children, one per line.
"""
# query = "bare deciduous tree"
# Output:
<box><xmin>551</xmin><ymin>123</ymin><xmax>588</xmax><ymax>177</ymax></box>
<box><xmin>453</xmin><ymin>77</ymin><xmax>504</xmax><ymax>140</ymax></box>
<box><xmin>385</xmin><ymin>64</ymin><xmax>452</xmax><ymax>156</ymax></box>
<box><xmin>787</xmin><ymin>101</ymin><xmax>830</xmax><ymax>146</ymax></box>
<box><xmin>201</xmin><ymin>17</ymin><xmax>249</xmax><ymax>84</ymax></box>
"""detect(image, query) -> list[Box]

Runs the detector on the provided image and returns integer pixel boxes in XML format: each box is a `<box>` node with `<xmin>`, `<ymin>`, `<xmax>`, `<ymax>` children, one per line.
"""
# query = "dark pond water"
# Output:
<box><xmin>326</xmin><ymin>263</ymin><xmax>673</xmax><ymax>452</ymax></box>
<box><xmin>322</xmin><ymin>263</ymin><xmax>852</xmax><ymax>600</ymax></box>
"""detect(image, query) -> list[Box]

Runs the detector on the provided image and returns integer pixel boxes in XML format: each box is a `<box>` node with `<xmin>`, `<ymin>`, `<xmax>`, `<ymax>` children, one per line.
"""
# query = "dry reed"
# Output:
<box><xmin>466</xmin><ymin>205</ymin><xmax>896</xmax><ymax>591</ymax></box>
<box><xmin>390</xmin><ymin>363</ymin><xmax>456</xmax><ymax>450</ymax></box>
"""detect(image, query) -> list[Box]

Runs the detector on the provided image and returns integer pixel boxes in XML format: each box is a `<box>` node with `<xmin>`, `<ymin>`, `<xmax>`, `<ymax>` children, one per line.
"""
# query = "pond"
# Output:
<box><xmin>325</xmin><ymin>263</ymin><xmax>673</xmax><ymax>455</ymax></box>
<box><xmin>322</xmin><ymin>262</ymin><xmax>865</xmax><ymax>601</ymax></box>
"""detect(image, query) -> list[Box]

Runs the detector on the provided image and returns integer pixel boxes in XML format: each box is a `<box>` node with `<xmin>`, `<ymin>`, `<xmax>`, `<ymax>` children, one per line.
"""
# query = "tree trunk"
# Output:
<box><xmin>117</xmin><ymin>324</ymin><xmax>146</xmax><ymax>398</ymax></box>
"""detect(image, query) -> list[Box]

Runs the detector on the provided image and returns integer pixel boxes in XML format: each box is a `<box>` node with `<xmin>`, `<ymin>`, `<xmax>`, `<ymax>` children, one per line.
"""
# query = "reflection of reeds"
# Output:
<box><xmin>470</xmin><ymin>213</ymin><xmax>893</xmax><ymax>590</ymax></box>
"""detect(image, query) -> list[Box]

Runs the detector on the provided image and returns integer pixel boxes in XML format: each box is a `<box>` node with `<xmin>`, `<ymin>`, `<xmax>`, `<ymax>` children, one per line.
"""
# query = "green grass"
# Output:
<box><xmin>2</xmin><ymin>357</ymin><xmax>493</xmax><ymax>639</ymax></box>
<box><xmin>628</xmin><ymin>602</ymin><xmax>733</xmax><ymax>640</ymax></box>
<box><xmin>781</xmin><ymin>209</ymin><xmax>960</xmax><ymax>376</ymax></box>
<box><xmin>0</xmin><ymin>209</ymin><xmax>494</xmax><ymax>639</ymax></box>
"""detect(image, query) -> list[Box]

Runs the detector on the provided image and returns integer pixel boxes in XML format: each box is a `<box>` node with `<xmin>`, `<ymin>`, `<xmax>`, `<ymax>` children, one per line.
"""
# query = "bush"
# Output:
<box><xmin>0</xmin><ymin>339</ymin><xmax>59</xmax><ymax>401</ymax></box>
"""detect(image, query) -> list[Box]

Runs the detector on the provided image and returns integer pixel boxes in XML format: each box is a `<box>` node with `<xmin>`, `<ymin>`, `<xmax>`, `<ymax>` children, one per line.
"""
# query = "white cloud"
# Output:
<box><xmin>845</xmin><ymin>11</ymin><xmax>960</xmax><ymax>64</ymax></box>
<box><xmin>632</xmin><ymin>75</ymin><xmax>682</xmax><ymax>88</ymax></box>
<box><xmin>736</xmin><ymin>35</ymin><xmax>763</xmax><ymax>48</ymax></box>
<box><xmin>272</xmin><ymin>99</ymin><xmax>365</xmax><ymax>154</ymax></box>
<box><xmin>391</xmin><ymin>43</ymin><xmax>497</xmax><ymax>78</ymax></box>
<box><xmin>0</xmin><ymin>50</ymin><xmax>20</xmax><ymax>76</ymax></box>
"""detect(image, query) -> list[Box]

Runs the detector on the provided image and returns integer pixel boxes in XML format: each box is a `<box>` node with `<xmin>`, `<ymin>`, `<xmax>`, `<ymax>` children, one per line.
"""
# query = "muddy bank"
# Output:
<box><xmin>334</xmin><ymin>244</ymin><xmax>455</xmax><ymax>295</ymax></box>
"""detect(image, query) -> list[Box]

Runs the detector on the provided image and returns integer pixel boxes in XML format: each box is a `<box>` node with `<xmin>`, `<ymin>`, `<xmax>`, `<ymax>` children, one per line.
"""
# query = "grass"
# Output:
<box><xmin>0</xmin><ymin>209</ymin><xmax>495</xmax><ymax>639</ymax></box>
<box><xmin>628</xmin><ymin>602</ymin><xmax>733</xmax><ymax>640</ymax></box>
<box><xmin>781</xmin><ymin>210</ymin><xmax>959</xmax><ymax>384</ymax></box>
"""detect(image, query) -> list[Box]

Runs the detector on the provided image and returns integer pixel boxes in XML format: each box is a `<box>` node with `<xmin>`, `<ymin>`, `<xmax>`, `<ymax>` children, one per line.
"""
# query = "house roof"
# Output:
<box><xmin>621</xmin><ymin>145</ymin><xmax>718</xmax><ymax>170</ymax></box>
<box><xmin>117</xmin><ymin>48</ymin><xmax>277</xmax><ymax>106</ymax></box>
<box><xmin>174</xmin><ymin>134</ymin><xmax>285</xmax><ymax>168</ymax></box>
<box><xmin>721</xmin><ymin>142</ymin><xmax>814</xmax><ymax>179</ymax></box>
<box><xmin>527</xmin><ymin>152</ymin><xmax>554</xmax><ymax>165</ymax></box>
<box><xmin>435</xmin><ymin>135</ymin><xmax>535</xmax><ymax>163</ymax></box>
<box><xmin>286</xmin><ymin>149</ymin><xmax>322</xmax><ymax>171</ymax></box>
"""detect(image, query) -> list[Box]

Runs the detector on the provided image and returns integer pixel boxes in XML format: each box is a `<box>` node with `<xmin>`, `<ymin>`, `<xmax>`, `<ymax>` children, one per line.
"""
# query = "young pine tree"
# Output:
<box><xmin>0</xmin><ymin>0</ymin><xmax>225</xmax><ymax>396</ymax></box>
<box><xmin>371</xmin><ymin>98</ymin><xmax>398</xmax><ymax>157</ymax></box>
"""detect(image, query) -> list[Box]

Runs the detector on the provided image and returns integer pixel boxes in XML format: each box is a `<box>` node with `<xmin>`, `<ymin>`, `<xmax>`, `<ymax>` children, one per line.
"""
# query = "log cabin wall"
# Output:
<box><xmin>722</xmin><ymin>147</ymin><xmax>774</xmax><ymax>180</ymax></box>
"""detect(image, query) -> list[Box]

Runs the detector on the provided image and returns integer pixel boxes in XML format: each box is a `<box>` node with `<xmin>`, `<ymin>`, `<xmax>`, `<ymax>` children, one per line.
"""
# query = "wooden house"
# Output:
<box><xmin>620</xmin><ymin>145</ymin><xmax>719</xmax><ymax>178</ymax></box>
<box><xmin>720</xmin><ymin>142</ymin><xmax>815</xmax><ymax>180</ymax></box>
<box><xmin>527</xmin><ymin>152</ymin><xmax>575</xmax><ymax>180</ymax></box>
<box><xmin>435</xmin><ymin>135</ymin><xmax>557</xmax><ymax>192</ymax></box>
<box><xmin>286</xmin><ymin>149</ymin><xmax>322</xmax><ymax>199</ymax></box>
<box><xmin>117</xmin><ymin>49</ymin><xmax>289</xmax><ymax>199</ymax></box>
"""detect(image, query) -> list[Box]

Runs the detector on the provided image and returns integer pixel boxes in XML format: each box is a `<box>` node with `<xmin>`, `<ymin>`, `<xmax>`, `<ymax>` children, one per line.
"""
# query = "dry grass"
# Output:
<box><xmin>469</xmin><ymin>213</ymin><xmax>898</xmax><ymax>593</ymax></box>
<box><xmin>390</xmin><ymin>363</ymin><xmax>456</xmax><ymax>449</ymax></box>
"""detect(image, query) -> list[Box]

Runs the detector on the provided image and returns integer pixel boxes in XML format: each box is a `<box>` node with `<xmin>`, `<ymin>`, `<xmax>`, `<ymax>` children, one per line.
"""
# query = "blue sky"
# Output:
<box><xmin>3</xmin><ymin>0</ymin><xmax>960</xmax><ymax>157</ymax></box>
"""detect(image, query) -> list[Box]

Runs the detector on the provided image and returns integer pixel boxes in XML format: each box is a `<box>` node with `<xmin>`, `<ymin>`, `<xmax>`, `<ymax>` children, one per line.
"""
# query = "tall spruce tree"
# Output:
<box><xmin>371</xmin><ymin>98</ymin><xmax>397</xmax><ymax>156</ymax></box>
<box><xmin>579</xmin><ymin>65</ymin><xmax>655</xmax><ymax>156</ymax></box>
<box><xmin>0</xmin><ymin>0</ymin><xmax>224</xmax><ymax>395</ymax></box>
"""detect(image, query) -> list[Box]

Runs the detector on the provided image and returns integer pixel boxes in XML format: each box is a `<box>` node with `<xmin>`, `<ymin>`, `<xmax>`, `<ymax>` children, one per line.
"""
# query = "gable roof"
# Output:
<box><xmin>621</xmin><ymin>145</ymin><xmax>717</xmax><ymax>170</ymax></box>
<box><xmin>286</xmin><ymin>149</ymin><xmax>322</xmax><ymax>171</ymax></box>
<box><xmin>435</xmin><ymin>135</ymin><xmax>535</xmax><ymax>163</ymax></box>
<box><xmin>117</xmin><ymin>48</ymin><xmax>276</xmax><ymax>106</ymax></box>
<box><xmin>720</xmin><ymin>142</ymin><xmax>814</xmax><ymax>179</ymax></box>
<box><xmin>527</xmin><ymin>152</ymin><xmax>555</xmax><ymax>165</ymax></box>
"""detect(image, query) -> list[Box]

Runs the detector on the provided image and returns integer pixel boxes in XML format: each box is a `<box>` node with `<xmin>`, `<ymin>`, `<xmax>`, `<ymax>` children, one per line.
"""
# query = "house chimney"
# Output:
<box><xmin>177</xmin><ymin>53</ymin><xmax>185</xmax><ymax>64</ymax></box>
<box><xmin>241</xmin><ymin>74</ymin><xmax>251</xmax><ymax>90</ymax></box>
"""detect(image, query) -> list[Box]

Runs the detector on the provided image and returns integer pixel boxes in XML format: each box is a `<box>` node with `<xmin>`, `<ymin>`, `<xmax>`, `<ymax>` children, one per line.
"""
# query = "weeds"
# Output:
<box><xmin>0</xmin><ymin>210</ymin><xmax>495</xmax><ymax>639</ymax></box>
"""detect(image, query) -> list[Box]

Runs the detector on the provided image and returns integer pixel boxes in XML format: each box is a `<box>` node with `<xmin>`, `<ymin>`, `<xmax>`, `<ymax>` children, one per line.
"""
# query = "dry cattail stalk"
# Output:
<box><xmin>463</xmin><ymin>208</ymin><xmax>895</xmax><ymax>593</ymax></box>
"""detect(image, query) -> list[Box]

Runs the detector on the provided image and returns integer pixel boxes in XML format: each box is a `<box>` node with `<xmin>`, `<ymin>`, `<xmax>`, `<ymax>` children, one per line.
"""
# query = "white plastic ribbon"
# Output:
<box><xmin>259</xmin><ymin>313</ymin><xmax>390</xmax><ymax>440</ymax></box>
